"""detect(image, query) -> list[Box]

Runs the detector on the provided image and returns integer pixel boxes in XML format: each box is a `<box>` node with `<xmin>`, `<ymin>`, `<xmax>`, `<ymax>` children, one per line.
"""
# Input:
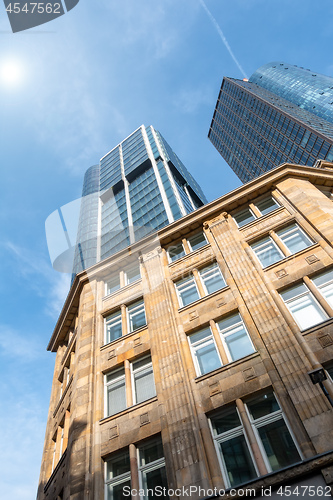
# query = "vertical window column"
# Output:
<box><xmin>303</xmin><ymin>275</ymin><xmax>333</xmax><ymax>318</ymax></box>
<box><xmin>248</xmin><ymin>202</ymin><xmax>262</xmax><ymax>219</ymax></box>
<box><xmin>129</xmin><ymin>443</ymin><xmax>140</xmax><ymax>497</ymax></box>
<box><xmin>192</xmin><ymin>268</ymin><xmax>206</xmax><ymax>298</ymax></box>
<box><xmin>121</xmin><ymin>304</ymin><xmax>128</xmax><ymax>336</ymax></box>
<box><xmin>235</xmin><ymin>399</ymin><xmax>268</xmax><ymax>476</ymax></box>
<box><xmin>268</xmin><ymin>230</ymin><xmax>290</xmax><ymax>256</ymax></box>
<box><xmin>124</xmin><ymin>359</ymin><xmax>133</xmax><ymax>407</ymax></box>
<box><xmin>182</xmin><ymin>237</ymin><xmax>191</xmax><ymax>255</ymax></box>
<box><xmin>209</xmin><ymin>320</ymin><xmax>229</xmax><ymax>365</ymax></box>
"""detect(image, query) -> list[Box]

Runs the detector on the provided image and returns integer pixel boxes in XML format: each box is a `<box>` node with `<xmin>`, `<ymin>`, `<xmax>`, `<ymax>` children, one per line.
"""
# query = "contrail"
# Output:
<box><xmin>199</xmin><ymin>0</ymin><xmax>248</xmax><ymax>79</ymax></box>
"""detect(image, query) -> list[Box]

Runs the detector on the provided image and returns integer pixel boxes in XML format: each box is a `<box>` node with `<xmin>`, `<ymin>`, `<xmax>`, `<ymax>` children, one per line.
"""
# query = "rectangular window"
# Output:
<box><xmin>251</xmin><ymin>237</ymin><xmax>284</xmax><ymax>268</ymax></box>
<box><xmin>132</xmin><ymin>356</ymin><xmax>156</xmax><ymax>404</ymax></box>
<box><xmin>199</xmin><ymin>263</ymin><xmax>226</xmax><ymax>294</ymax></box>
<box><xmin>312</xmin><ymin>270</ymin><xmax>333</xmax><ymax>309</ymax></box>
<box><xmin>168</xmin><ymin>243</ymin><xmax>185</xmax><ymax>263</ymax></box>
<box><xmin>124</xmin><ymin>263</ymin><xmax>141</xmax><ymax>285</ymax></box>
<box><xmin>188</xmin><ymin>233</ymin><xmax>207</xmax><ymax>252</ymax></box>
<box><xmin>105</xmin><ymin>311</ymin><xmax>122</xmax><ymax>344</ymax></box>
<box><xmin>210</xmin><ymin>408</ymin><xmax>257</xmax><ymax>488</ymax></box>
<box><xmin>188</xmin><ymin>327</ymin><xmax>222</xmax><ymax>376</ymax></box>
<box><xmin>105</xmin><ymin>368</ymin><xmax>126</xmax><ymax>417</ymax></box>
<box><xmin>175</xmin><ymin>276</ymin><xmax>200</xmax><ymax>307</ymax></box>
<box><xmin>234</xmin><ymin>196</ymin><xmax>279</xmax><ymax>228</ymax></box>
<box><xmin>128</xmin><ymin>300</ymin><xmax>146</xmax><ymax>333</ymax></box>
<box><xmin>280</xmin><ymin>283</ymin><xmax>328</xmax><ymax>330</ymax></box>
<box><xmin>276</xmin><ymin>224</ymin><xmax>313</xmax><ymax>254</ymax></box>
<box><xmin>138</xmin><ymin>438</ymin><xmax>169</xmax><ymax>500</ymax></box>
<box><xmin>234</xmin><ymin>207</ymin><xmax>256</xmax><ymax>228</ymax></box>
<box><xmin>105</xmin><ymin>451</ymin><xmax>131</xmax><ymax>500</ymax></box>
<box><xmin>255</xmin><ymin>197</ymin><xmax>279</xmax><ymax>216</ymax></box>
<box><xmin>106</xmin><ymin>275</ymin><xmax>121</xmax><ymax>296</ymax></box>
<box><xmin>246</xmin><ymin>392</ymin><xmax>301</xmax><ymax>472</ymax></box>
<box><xmin>217</xmin><ymin>313</ymin><xmax>255</xmax><ymax>362</ymax></box>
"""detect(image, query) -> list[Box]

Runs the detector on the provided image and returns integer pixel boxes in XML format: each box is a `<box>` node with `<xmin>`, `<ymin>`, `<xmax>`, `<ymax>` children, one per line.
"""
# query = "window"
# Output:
<box><xmin>167</xmin><ymin>232</ymin><xmax>208</xmax><ymax>262</ymax></box>
<box><xmin>251</xmin><ymin>223</ymin><xmax>313</xmax><ymax>268</ymax></box>
<box><xmin>217</xmin><ymin>313</ymin><xmax>255</xmax><ymax>362</ymax></box>
<box><xmin>105</xmin><ymin>300</ymin><xmax>147</xmax><ymax>345</ymax></box>
<box><xmin>175</xmin><ymin>276</ymin><xmax>200</xmax><ymax>307</ymax></box>
<box><xmin>106</xmin><ymin>311</ymin><xmax>123</xmax><ymax>344</ymax></box>
<box><xmin>105</xmin><ymin>261</ymin><xmax>141</xmax><ymax>296</ymax></box>
<box><xmin>189</xmin><ymin>327</ymin><xmax>222</xmax><ymax>376</ymax></box>
<box><xmin>138</xmin><ymin>438</ymin><xmax>169</xmax><ymax>500</ymax></box>
<box><xmin>128</xmin><ymin>300</ymin><xmax>146</xmax><ymax>333</ymax></box>
<box><xmin>105</xmin><ymin>438</ymin><xmax>168</xmax><ymax>500</ymax></box>
<box><xmin>105</xmin><ymin>450</ymin><xmax>131</xmax><ymax>500</ymax></box>
<box><xmin>105</xmin><ymin>367</ymin><xmax>126</xmax><ymax>416</ymax></box>
<box><xmin>199</xmin><ymin>263</ymin><xmax>226</xmax><ymax>294</ymax></box>
<box><xmin>312</xmin><ymin>270</ymin><xmax>333</xmax><ymax>309</ymax></box>
<box><xmin>132</xmin><ymin>356</ymin><xmax>156</xmax><ymax>405</ymax></box>
<box><xmin>280</xmin><ymin>283</ymin><xmax>328</xmax><ymax>330</ymax></box>
<box><xmin>187</xmin><ymin>232</ymin><xmax>208</xmax><ymax>252</ymax></box>
<box><xmin>105</xmin><ymin>355</ymin><xmax>156</xmax><ymax>417</ymax></box>
<box><xmin>210</xmin><ymin>392</ymin><xmax>301</xmax><ymax>488</ymax></box>
<box><xmin>210</xmin><ymin>408</ymin><xmax>258</xmax><ymax>487</ymax></box>
<box><xmin>234</xmin><ymin>196</ymin><xmax>279</xmax><ymax>227</ymax></box>
<box><xmin>246</xmin><ymin>392</ymin><xmax>301</xmax><ymax>472</ymax></box>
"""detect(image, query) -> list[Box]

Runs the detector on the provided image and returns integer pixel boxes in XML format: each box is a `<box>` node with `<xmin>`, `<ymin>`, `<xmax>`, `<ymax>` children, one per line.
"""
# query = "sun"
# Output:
<box><xmin>0</xmin><ymin>60</ymin><xmax>23</xmax><ymax>87</ymax></box>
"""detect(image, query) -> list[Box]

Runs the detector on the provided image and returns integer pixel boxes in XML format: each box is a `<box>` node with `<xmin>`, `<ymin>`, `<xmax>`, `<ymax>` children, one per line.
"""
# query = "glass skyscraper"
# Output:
<box><xmin>72</xmin><ymin>125</ymin><xmax>207</xmax><ymax>275</ymax></box>
<box><xmin>209</xmin><ymin>62</ymin><xmax>333</xmax><ymax>183</ymax></box>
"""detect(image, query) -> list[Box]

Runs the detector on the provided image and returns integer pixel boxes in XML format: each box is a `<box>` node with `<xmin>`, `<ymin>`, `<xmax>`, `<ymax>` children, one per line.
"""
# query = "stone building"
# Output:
<box><xmin>37</xmin><ymin>161</ymin><xmax>333</xmax><ymax>500</ymax></box>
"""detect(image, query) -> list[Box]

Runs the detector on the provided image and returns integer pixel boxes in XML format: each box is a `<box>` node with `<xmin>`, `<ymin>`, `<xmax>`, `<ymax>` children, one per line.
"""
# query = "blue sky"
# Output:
<box><xmin>0</xmin><ymin>0</ymin><xmax>333</xmax><ymax>498</ymax></box>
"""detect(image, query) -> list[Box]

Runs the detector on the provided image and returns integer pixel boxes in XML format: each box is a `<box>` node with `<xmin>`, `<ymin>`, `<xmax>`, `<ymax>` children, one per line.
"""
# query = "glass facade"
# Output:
<box><xmin>72</xmin><ymin>125</ymin><xmax>206</xmax><ymax>275</ymax></box>
<box><xmin>209</xmin><ymin>64</ymin><xmax>333</xmax><ymax>183</ymax></box>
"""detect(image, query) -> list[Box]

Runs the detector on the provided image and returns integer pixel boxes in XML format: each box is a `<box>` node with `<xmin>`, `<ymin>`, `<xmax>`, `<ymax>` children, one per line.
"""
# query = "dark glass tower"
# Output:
<box><xmin>209</xmin><ymin>62</ymin><xmax>333</xmax><ymax>183</ymax></box>
<box><xmin>71</xmin><ymin>125</ymin><xmax>207</xmax><ymax>275</ymax></box>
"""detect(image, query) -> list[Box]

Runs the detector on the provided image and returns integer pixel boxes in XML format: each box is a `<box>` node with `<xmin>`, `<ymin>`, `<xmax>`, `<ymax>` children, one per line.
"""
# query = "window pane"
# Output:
<box><xmin>107</xmin><ymin>452</ymin><xmax>130</xmax><ymax>479</ymax></box>
<box><xmin>200</xmin><ymin>264</ymin><xmax>226</xmax><ymax>294</ymax></box>
<box><xmin>234</xmin><ymin>208</ymin><xmax>255</xmax><ymax>227</ymax></box>
<box><xmin>247</xmin><ymin>393</ymin><xmax>279</xmax><ymax>420</ymax></box>
<box><xmin>312</xmin><ymin>270</ymin><xmax>333</xmax><ymax>308</ymax></box>
<box><xmin>188</xmin><ymin>233</ymin><xmax>207</xmax><ymax>251</ymax></box>
<box><xmin>106</xmin><ymin>480</ymin><xmax>131</xmax><ymax>500</ymax></box>
<box><xmin>176</xmin><ymin>278</ymin><xmax>199</xmax><ymax>306</ymax></box>
<box><xmin>284</xmin><ymin>292</ymin><xmax>327</xmax><ymax>330</ymax></box>
<box><xmin>258</xmin><ymin>420</ymin><xmax>300</xmax><ymax>471</ymax></box>
<box><xmin>107</xmin><ymin>375</ymin><xmax>126</xmax><ymax>416</ymax></box>
<box><xmin>224</xmin><ymin>326</ymin><xmax>255</xmax><ymax>361</ymax></box>
<box><xmin>106</xmin><ymin>312</ymin><xmax>122</xmax><ymax>343</ymax></box>
<box><xmin>255</xmin><ymin>197</ymin><xmax>279</xmax><ymax>216</ymax></box>
<box><xmin>144</xmin><ymin>466</ymin><xmax>169</xmax><ymax>500</ymax></box>
<box><xmin>106</xmin><ymin>275</ymin><xmax>120</xmax><ymax>295</ymax></box>
<box><xmin>128</xmin><ymin>301</ymin><xmax>146</xmax><ymax>332</ymax></box>
<box><xmin>140</xmin><ymin>439</ymin><xmax>164</xmax><ymax>465</ymax></box>
<box><xmin>196</xmin><ymin>342</ymin><xmax>221</xmax><ymax>375</ymax></box>
<box><xmin>189</xmin><ymin>327</ymin><xmax>212</xmax><ymax>345</ymax></box>
<box><xmin>134</xmin><ymin>364</ymin><xmax>155</xmax><ymax>403</ymax></box>
<box><xmin>168</xmin><ymin>243</ymin><xmax>185</xmax><ymax>262</ymax></box>
<box><xmin>219</xmin><ymin>435</ymin><xmax>257</xmax><ymax>487</ymax></box>
<box><xmin>277</xmin><ymin>224</ymin><xmax>312</xmax><ymax>253</ymax></box>
<box><xmin>125</xmin><ymin>263</ymin><xmax>141</xmax><ymax>284</ymax></box>
<box><xmin>211</xmin><ymin>409</ymin><xmax>241</xmax><ymax>435</ymax></box>
<box><xmin>280</xmin><ymin>283</ymin><xmax>307</xmax><ymax>302</ymax></box>
<box><xmin>251</xmin><ymin>238</ymin><xmax>283</xmax><ymax>267</ymax></box>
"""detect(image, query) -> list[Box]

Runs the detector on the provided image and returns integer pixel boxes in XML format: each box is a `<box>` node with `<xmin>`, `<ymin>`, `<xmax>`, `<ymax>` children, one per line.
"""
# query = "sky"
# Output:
<box><xmin>0</xmin><ymin>0</ymin><xmax>333</xmax><ymax>498</ymax></box>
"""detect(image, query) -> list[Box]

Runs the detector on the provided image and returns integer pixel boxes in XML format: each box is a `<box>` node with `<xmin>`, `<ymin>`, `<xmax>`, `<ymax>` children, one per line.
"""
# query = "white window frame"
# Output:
<box><xmin>105</xmin><ymin>275</ymin><xmax>121</xmax><ymax>297</ymax></box>
<box><xmin>138</xmin><ymin>438</ymin><xmax>168</xmax><ymax>500</ymax></box>
<box><xmin>105</xmin><ymin>310</ymin><xmax>123</xmax><ymax>344</ymax></box>
<box><xmin>312</xmin><ymin>269</ymin><xmax>333</xmax><ymax>309</ymax></box>
<box><xmin>217</xmin><ymin>313</ymin><xmax>255</xmax><ymax>363</ymax></box>
<box><xmin>131</xmin><ymin>355</ymin><xmax>156</xmax><ymax>405</ymax></box>
<box><xmin>276</xmin><ymin>223</ymin><xmax>313</xmax><ymax>254</ymax></box>
<box><xmin>234</xmin><ymin>196</ymin><xmax>280</xmax><ymax>228</ymax></box>
<box><xmin>167</xmin><ymin>242</ymin><xmax>185</xmax><ymax>263</ymax></box>
<box><xmin>209</xmin><ymin>408</ymin><xmax>259</xmax><ymax>489</ymax></box>
<box><xmin>198</xmin><ymin>263</ymin><xmax>226</xmax><ymax>295</ymax></box>
<box><xmin>255</xmin><ymin>196</ymin><xmax>280</xmax><ymax>216</ymax></box>
<box><xmin>124</xmin><ymin>262</ymin><xmax>141</xmax><ymax>286</ymax></box>
<box><xmin>245</xmin><ymin>393</ymin><xmax>302</xmax><ymax>473</ymax></box>
<box><xmin>175</xmin><ymin>275</ymin><xmax>200</xmax><ymax>308</ymax></box>
<box><xmin>280</xmin><ymin>283</ymin><xmax>329</xmax><ymax>331</ymax></box>
<box><xmin>104</xmin><ymin>367</ymin><xmax>126</xmax><ymax>417</ymax></box>
<box><xmin>105</xmin><ymin>451</ymin><xmax>131</xmax><ymax>500</ymax></box>
<box><xmin>127</xmin><ymin>300</ymin><xmax>147</xmax><ymax>333</ymax></box>
<box><xmin>187</xmin><ymin>232</ymin><xmax>208</xmax><ymax>252</ymax></box>
<box><xmin>233</xmin><ymin>207</ymin><xmax>256</xmax><ymax>228</ymax></box>
<box><xmin>188</xmin><ymin>327</ymin><xmax>222</xmax><ymax>376</ymax></box>
<box><xmin>251</xmin><ymin>236</ymin><xmax>284</xmax><ymax>268</ymax></box>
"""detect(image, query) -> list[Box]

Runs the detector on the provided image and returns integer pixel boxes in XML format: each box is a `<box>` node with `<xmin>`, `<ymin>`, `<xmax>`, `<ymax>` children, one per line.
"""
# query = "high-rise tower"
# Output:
<box><xmin>208</xmin><ymin>62</ymin><xmax>333</xmax><ymax>182</ymax></box>
<box><xmin>72</xmin><ymin>125</ymin><xmax>207</xmax><ymax>275</ymax></box>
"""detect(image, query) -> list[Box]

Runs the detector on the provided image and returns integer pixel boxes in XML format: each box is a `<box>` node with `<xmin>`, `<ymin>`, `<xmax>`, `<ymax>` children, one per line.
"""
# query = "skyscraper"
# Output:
<box><xmin>68</xmin><ymin>125</ymin><xmax>207</xmax><ymax>275</ymax></box>
<box><xmin>208</xmin><ymin>62</ymin><xmax>333</xmax><ymax>183</ymax></box>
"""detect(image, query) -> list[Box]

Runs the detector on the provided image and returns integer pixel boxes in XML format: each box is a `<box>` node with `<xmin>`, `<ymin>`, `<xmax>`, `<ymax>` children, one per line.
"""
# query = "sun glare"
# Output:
<box><xmin>0</xmin><ymin>61</ymin><xmax>23</xmax><ymax>87</ymax></box>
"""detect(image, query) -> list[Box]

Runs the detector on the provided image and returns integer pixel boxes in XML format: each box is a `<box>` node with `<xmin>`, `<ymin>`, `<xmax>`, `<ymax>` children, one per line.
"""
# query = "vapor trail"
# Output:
<box><xmin>199</xmin><ymin>0</ymin><xmax>248</xmax><ymax>79</ymax></box>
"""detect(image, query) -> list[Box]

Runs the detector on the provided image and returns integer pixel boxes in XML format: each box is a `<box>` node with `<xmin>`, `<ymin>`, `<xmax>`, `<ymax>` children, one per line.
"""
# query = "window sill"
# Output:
<box><xmin>178</xmin><ymin>286</ymin><xmax>229</xmax><ymax>312</ymax></box>
<box><xmin>301</xmin><ymin>316</ymin><xmax>333</xmax><ymax>335</ymax></box>
<box><xmin>103</xmin><ymin>279</ymin><xmax>142</xmax><ymax>301</ymax></box>
<box><xmin>168</xmin><ymin>243</ymin><xmax>211</xmax><ymax>267</ymax></box>
<box><xmin>101</xmin><ymin>324</ymin><xmax>148</xmax><ymax>351</ymax></box>
<box><xmin>261</xmin><ymin>243</ymin><xmax>320</xmax><ymax>272</ymax></box>
<box><xmin>99</xmin><ymin>396</ymin><xmax>158</xmax><ymax>424</ymax></box>
<box><xmin>194</xmin><ymin>352</ymin><xmax>260</xmax><ymax>382</ymax></box>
